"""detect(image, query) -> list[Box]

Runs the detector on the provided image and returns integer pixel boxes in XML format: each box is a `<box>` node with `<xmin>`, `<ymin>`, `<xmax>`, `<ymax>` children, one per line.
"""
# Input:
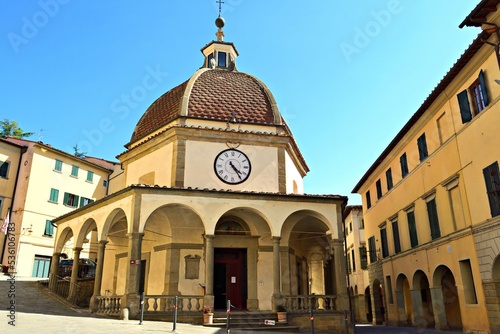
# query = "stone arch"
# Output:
<box><xmin>99</xmin><ymin>208</ymin><xmax>129</xmax><ymax>296</ymax></box>
<box><xmin>215</xmin><ymin>206</ymin><xmax>271</xmax><ymax>238</ymax></box>
<box><xmin>412</xmin><ymin>269</ymin><xmax>434</xmax><ymax>328</ymax></box>
<box><xmin>75</xmin><ymin>218</ymin><xmax>98</xmax><ymax>261</ymax></box>
<box><xmin>396</xmin><ymin>273</ymin><xmax>413</xmax><ymax>325</ymax></box>
<box><xmin>281</xmin><ymin>210</ymin><xmax>335</xmax><ymax>297</ymax></box>
<box><xmin>212</xmin><ymin>207</ymin><xmax>272</xmax><ymax>310</ymax></box>
<box><xmin>493</xmin><ymin>254</ymin><xmax>500</xmax><ymax>281</ymax></box>
<box><xmin>433</xmin><ymin>265</ymin><xmax>462</xmax><ymax>330</ymax></box>
<box><xmin>365</xmin><ymin>286</ymin><xmax>373</xmax><ymax>323</ymax></box>
<box><xmin>55</xmin><ymin>226</ymin><xmax>75</xmax><ymax>254</ymax></box>
<box><xmin>372</xmin><ymin>279</ymin><xmax>385</xmax><ymax>325</ymax></box>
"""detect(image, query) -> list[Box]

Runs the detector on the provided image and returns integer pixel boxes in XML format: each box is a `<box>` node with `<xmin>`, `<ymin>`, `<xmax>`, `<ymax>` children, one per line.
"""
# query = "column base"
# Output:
<box><xmin>121</xmin><ymin>293</ymin><xmax>140</xmax><ymax>319</ymax></box>
<box><xmin>247</xmin><ymin>299</ymin><xmax>259</xmax><ymax>311</ymax></box>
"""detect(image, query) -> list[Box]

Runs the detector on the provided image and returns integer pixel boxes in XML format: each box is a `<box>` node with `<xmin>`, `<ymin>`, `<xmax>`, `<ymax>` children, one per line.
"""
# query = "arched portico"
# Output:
<box><xmin>396</xmin><ymin>273</ymin><xmax>412</xmax><ymax>325</ymax></box>
<box><xmin>411</xmin><ymin>269</ymin><xmax>433</xmax><ymax>328</ymax></box>
<box><xmin>432</xmin><ymin>265</ymin><xmax>462</xmax><ymax>330</ymax></box>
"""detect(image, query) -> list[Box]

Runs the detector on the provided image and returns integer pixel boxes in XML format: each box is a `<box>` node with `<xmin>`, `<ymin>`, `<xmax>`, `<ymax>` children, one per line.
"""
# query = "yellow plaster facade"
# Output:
<box><xmin>353</xmin><ymin>2</ymin><xmax>500</xmax><ymax>333</ymax></box>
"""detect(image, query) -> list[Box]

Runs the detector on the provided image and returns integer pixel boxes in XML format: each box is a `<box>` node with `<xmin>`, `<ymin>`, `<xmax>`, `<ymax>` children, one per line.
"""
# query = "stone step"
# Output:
<box><xmin>205</xmin><ymin>311</ymin><xmax>299</xmax><ymax>332</ymax></box>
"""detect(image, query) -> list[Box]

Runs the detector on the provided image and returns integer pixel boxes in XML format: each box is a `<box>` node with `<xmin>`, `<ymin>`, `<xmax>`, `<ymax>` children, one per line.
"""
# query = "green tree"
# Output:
<box><xmin>0</xmin><ymin>118</ymin><xmax>34</xmax><ymax>139</ymax></box>
<box><xmin>73</xmin><ymin>144</ymin><xmax>87</xmax><ymax>158</ymax></box>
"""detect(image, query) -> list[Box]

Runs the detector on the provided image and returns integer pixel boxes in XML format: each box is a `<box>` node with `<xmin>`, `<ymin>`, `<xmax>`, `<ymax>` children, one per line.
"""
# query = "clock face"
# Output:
<box><xmin>214</xmin><ymin>148</ymin><xmax>251</xmax><ymax>184</ymax></box>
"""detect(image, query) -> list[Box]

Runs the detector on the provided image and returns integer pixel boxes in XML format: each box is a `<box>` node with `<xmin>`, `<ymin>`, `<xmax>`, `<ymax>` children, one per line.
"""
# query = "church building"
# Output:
<box><xmin>48</xmin><ymin>15</ymin><xmax>349</xmax><ymax>330</ymax></box>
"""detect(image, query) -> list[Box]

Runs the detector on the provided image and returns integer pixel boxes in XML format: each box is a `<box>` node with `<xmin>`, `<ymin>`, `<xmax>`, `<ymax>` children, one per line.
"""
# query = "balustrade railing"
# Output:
<box><xmin>282</xmin><ymin>295</ymin><xmax>337</xmax><ymax>312</ymax></box>
<box><xmin>95</xmin><ymin>296</ymin><xmax>122</xmax><ymax>316</ymax></box>
<box><xmin>144</xmin><ymin>295</ymin><xmax>203</xmax><ymax>313</ymax></box>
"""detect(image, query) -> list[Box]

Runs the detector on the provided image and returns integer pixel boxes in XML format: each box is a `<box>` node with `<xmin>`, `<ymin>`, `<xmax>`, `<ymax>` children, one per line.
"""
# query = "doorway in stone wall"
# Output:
<box><xmin>214</xmin><ymin>248</ymin><xmax>247</xmax><ymax>310</ymax></box>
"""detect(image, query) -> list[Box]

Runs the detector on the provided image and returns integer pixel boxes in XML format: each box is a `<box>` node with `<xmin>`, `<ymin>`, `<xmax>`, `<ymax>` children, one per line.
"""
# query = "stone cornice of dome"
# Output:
<box><xmin>119</xmin><ymin>122</ymin><xmax>289</xmax><ymax>159</ymax></box>
<box><xmin>117</xmin><ymin>122</ymin><xmax>309</xmax><ymax>174</ymax></box>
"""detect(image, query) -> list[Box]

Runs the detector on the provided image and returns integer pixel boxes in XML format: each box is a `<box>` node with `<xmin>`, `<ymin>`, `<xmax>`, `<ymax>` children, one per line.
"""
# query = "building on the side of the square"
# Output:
<box><xmin>352</xmin><ymin>1</ymin><xmax>500</xmax><ymax>332</ymax></box>
<box><xmin>344</xmin><ymin>205</ymin><xmax>370</xmax><ymax>324</ymax></box>
<box><xmin>1</xmin><ymin>137</ymin><xmax>123</xmax><ymax>278</ymax></box>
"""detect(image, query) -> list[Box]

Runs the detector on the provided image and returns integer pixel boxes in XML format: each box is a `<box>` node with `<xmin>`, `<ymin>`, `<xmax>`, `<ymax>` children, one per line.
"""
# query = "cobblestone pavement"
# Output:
<box><xmin>0</xmin><ymin>276</ymin><xmax>463</xmax><ymax>334</ymax></box>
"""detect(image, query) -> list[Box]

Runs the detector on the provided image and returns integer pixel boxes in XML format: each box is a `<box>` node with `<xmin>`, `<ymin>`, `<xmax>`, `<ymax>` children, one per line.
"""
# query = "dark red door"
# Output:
<box><xmin>214</xmin><ymin>248</ymin><xmax>247</xmax><ymax>310</ymax></box>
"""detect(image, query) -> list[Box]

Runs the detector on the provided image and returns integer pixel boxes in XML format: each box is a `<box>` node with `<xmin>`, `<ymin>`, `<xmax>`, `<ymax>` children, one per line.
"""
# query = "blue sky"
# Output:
<box><xmin>0</xmin><ymin>1</ymin><xmax>481</xmax><ymax>204</ymax></box>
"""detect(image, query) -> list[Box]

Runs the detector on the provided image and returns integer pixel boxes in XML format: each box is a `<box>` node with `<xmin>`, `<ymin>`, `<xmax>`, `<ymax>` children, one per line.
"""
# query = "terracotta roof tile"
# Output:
<box><xmin>129</xmin><ymin>69</ymin><xmax>277</xmax><ymax>144</ymax></box>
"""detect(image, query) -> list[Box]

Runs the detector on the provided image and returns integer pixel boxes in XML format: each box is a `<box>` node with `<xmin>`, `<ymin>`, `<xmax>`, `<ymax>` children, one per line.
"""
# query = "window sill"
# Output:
<box><xmin>47</xmin><ymin>200</ymin><xmax>58</xmax><ymax>204</ymax></box>
<box><xmin>42</xmin><ymin>234</ymin><xmax>53</xmax><ymax>238</ymax></box>
<box><xmin>85</xmin><ymin>180</ymin><xmax>93</xmax><ymax>184</ymax></box>
<box><xmin>63</xmin><ymin>204</ymin><xmax>78</xmax><ymax>209</ymax></box>
<box><xmin>70</xmin><ymin>175</ymin><xmax>78</xmax><ymax>179</ymax></box>
<box><xmin>53</xmin><ymin>170</ymin><xmax>62</xmax><ymax>173</ymax></box>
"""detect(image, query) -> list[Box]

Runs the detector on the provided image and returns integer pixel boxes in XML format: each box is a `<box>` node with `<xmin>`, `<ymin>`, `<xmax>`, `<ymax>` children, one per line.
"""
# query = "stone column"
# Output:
<box><xmin>122</xmin><ymin>232</ymin><xmax>143</xmax><ymax>319</ymax></box>
<box><xmin>280</xmin><ymin>246</ymin><xmax>291</xmax><ymax>295</ymax></box>
<box><xmin>162</xmin><ymin>247</ymin><xmax>181</xmax><ymax>295</ymax></box>
<box><xmin>272</xmin><ymin>237</ymin><xmax>281</xmax><ymax>295</ymax></box>
<box><xmin>332</xmin><ymin>239</ymin><xmax>349</xmax><ymax>310</ymax></box>
<box><xmin>410</xmin><ymin>289</ymin><xmax>425</xmax><ymax>328</ymax></box>
<box><xmin>396</xmin><ymin>290</ymin><xmax>407</xmax><ymax>325</ymax></box>
<box><xmin>272</xmin><ymin>237</ymin><xmax>283</xmax><ymax>310</ymax></box>
<box><xmin>308</xmin><ymin>251</ymin><xmax>325</xmax><ymax>295</ymax></box>
<box><xmin>430</xmin><ymin>287</ymin><xmax>448</xmax><ymax>330</ymax></box>
<box><xmin>247</xmin><ymin>246</ymin><xmax>259</xmax><ymax>310</ymax></box>
<box><xmin>48</xmin><ymin>252</ymin><xmax>61</xmax><ymax>291</ymax></box>
<box><xmin>68</xmin><ymin>247</ymin><xmax>83</xmax><ymax>304</ymax></box>
<box><xmin>90</xmin><ymin>240</ymin><xmax>107</xmax><ymax>313</ymax></box>
<box><xmin>204</xmin><ymin>235</ymin><xmax>215</xmax><ymax>308</ymax></box>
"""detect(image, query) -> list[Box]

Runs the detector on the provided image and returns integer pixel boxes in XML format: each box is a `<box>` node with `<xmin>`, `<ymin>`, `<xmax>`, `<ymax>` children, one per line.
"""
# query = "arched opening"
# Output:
<box><xmin>413</xmin><ymin>270</ymin><xmax>434</xmax><ymax>328</ymax></box>
<box><xmin>434</xmin><ymin>265</ymin><xmax>462</xmax><ymax>330</ymax></box>
<box><xmin>213</xmin><ymin>208</ymin><xmax>271</xmax><ymax>311</ymax></box>
<box><xmin>396</xmin><ymin>274</ymin><xmax>413</xmax><ymax>325</ymax></box>
<box><xmin>365</xmin><ymin>286</ymin><xmax>372</xmax><ymax>323</ymax></box>
<box><xmin>372</xmin><ymin>279</ymin><xmax>385</xmax><ymax>324</ymax></box>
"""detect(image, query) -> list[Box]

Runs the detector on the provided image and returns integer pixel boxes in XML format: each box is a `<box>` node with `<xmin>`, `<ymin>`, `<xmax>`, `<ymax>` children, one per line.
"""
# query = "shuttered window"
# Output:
<box><xmin>392</xmin><ymin>220</ymin><xmax>401</xmax><ymax>254</ymax></box>
<box><xmin>386</xmin><ymin>168</ymin><xmax>393</xmax><ymax>191</ymax></box>
<box><xmin>49</xmin><ymin>188</ymin><xmax>59</xmax><ymax>203</ymax></box>
<box><xmin>483</xmin><ymin>161</ymin><xmax>500</xmax><ymax>217</ymax></box>
<box><xmin>427</xmin><ymin>199</ymin><xmax>441</xmax><ymax>240</ymax></box>
<box><xmin>400</xmin><ymin>153</ymin><xmax>409</xmax><ymax>178</ymax></box>
<box><xmin>458</xmin><ymin>69</ymin><xmax>489</xmax><ymax>123</ymax></box>
<box><xmin>417</xmin><ymin>133</ymin><xmax>428</xmax><ymax>162</ymax></box>
<box><xmin>407</xmin><ymin>210</ymin><xmax>418</xmax><ymax>247</ymax></box>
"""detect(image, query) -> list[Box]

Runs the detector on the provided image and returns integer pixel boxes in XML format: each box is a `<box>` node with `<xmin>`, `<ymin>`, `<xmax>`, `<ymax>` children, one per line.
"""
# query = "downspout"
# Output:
<box><xmin>1</xmin><ymin>146</ymin><xmax>27</xmax><ymax>264</ymax></box>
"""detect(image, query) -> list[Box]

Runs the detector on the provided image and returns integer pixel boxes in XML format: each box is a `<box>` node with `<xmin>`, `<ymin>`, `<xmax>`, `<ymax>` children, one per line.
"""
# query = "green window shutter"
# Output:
<box><xmin>457</xmin><ymin>90</ymin><xmax>472</xmax><ymax>123</ymax></box>
<box><xmin>360</xmin><ymin>246</ymin><xmax>367</xmax><ymax>269</ymax></box>
<box><xmin>63</xmin><ymin>192</ymin><xmax>69</xmax><ymax>205</ymax></box>
<box><xmin>427</xmin><ymin>199</ymin><xmax>441</xmax><ymax>240</ymax></box>
<box><xmin>54</xmin><ymin>160</ymin><xmax>62</xmax><ymax>172</ymax></box>
<box><xmin>417</xmin><ymin>134</ymin><xmax>428</xmax><ymax>162</ymax></box>
<box><xmin>71</xmin><ymin>165</ymin><xmax>79</xmax><ymax>177</ymax></box>
<box><xmin>79</xmin><ymin>197</ymin><xmax>84</xmax><ymax>208</ymax></box>
<box><xmin>483</xmin><ymin>162</ymin><xmax>500</xmax><ymax>217</ymax></box>
<box><xmin>400</xmin><ymin>153</ymin><xmax>408</xmax><ymax>177</ymax></box>
<box><xmin>87</xmin><ymin>171</ymin><xmax>94</xmax><ymax>182</ymax></box>
<box><xmin>386</xmin><ymin>168</ymin><xmax>393</xmax><ymax>191</ymax></box>
<box><xmin>44</xmin><ymin>220</ymin><xmax>54</xmax><ymax>236</ymax></box>
<box><xmin>49</xmin><ymin>188</ymin><xmax>59</xmax><ymax>202</ymax></box>
<box><xmin>407</xmin><ymin>211</ymin><xmax>418</xmax><ymax>247</ymax></box>
<box><xmin>74</xmin><ymin>195</ymin><xmax>80</xmax><ymax>208</ymax></box>
<box><xmin>380</xmin><ymin>229</ymin><xmax>389</xmax><ymax>258</ymax></box>
<box><xmin>392</xmin><ymin>220</ymin><xmax>401</xmax><ymax>254</ymax></box>
<box><xmin>478</xmin><ymin>70</ymin><xmax>489</xmax><ymax>106</ymax></box>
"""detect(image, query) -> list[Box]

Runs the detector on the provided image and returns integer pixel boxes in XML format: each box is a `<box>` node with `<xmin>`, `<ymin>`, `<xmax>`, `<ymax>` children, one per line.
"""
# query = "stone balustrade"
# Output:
<box><xmin>282</xmin><ymin>294</ymin><xmax>337</xmax><ymax>312</ymax></box>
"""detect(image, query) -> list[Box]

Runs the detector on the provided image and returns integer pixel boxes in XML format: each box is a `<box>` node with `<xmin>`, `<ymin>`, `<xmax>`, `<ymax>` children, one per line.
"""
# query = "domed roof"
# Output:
<box><xmin>130</xmin><ymin>68</ymin><xmax>282</xmax><ymax>144</ymax></box>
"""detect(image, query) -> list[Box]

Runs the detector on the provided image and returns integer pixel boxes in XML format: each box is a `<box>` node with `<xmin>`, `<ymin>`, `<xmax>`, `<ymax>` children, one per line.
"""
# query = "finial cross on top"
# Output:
<box><xmin>216</xmin><ymin>0</ymin><xmax>224</xmax><ymax>17</ymax></box>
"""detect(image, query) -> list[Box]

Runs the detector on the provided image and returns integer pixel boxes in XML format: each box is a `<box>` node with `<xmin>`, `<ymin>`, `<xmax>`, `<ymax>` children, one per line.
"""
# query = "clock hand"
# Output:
<box><xmin>229</xmin><ymin>161</ymin><xmax>242</xmax><ymax>179</ymax></box>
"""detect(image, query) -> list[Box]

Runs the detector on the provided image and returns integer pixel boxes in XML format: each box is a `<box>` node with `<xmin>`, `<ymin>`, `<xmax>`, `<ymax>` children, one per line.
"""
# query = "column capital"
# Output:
<box><xmin>98</xmin><ymin>240</ymin><xmax>109</xmax><ymax>246</ymax></box>
<box><xmin>272</xmin><ymin>236</ymin><xmax>281</xmax><ymax>243</ymax></box>
<box><xmin>73</xmin><ymin>247</ymin><xmax>83</xmax><ymax>252</ymax></box>
<box><xmin>127</xmin><ymin>232</ymin><xmax>144</xmax><ymax>239</ymax></box>
<box><xmin>205</xmin><ymin>234</ymin><xmax>215</xmax><ymax>241</ymax></box>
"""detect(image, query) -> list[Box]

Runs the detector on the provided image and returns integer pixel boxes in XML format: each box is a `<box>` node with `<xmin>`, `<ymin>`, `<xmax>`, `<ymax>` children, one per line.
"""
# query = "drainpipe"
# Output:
<box><xmin>1</xmin><ymin>145</ymin><xmax>27</xmax><ymax>264</ymax></box>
